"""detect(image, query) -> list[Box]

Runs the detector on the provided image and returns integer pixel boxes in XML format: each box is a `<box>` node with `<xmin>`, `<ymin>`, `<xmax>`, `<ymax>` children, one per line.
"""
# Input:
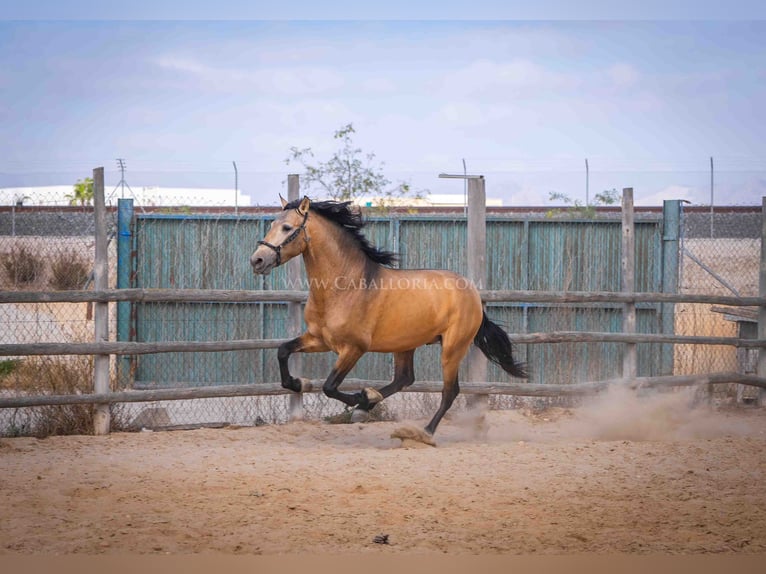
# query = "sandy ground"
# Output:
<box><xmin>1</xmin><ymin>388</ymin><xmax>765</xmax><ymax>556</ymax></box>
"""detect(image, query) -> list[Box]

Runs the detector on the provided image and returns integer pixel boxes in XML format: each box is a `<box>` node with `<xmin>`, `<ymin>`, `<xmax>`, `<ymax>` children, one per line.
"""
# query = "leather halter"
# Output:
<box><xmin>256</xmin><ymin>208</ymin><xmax>310</xmax><ymax>266</ymax></box>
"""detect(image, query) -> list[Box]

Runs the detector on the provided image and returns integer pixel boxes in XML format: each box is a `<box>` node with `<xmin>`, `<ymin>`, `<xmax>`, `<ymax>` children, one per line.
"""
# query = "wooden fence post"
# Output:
<box><xmin>467</xmin><ymin>176</ymin><xmax>488</xmax><ymax>408</ymax></box>
<box><xmin>758</xmin><ymin>197</ymin><xmax>766</xmax><ymax>406</ymax></box>
<box><xmin>93</xmin><ymin>167</ymin><xmax>111</xmax><ymax>435</ymax></box>
<box><xmin>286</xmin><ymin>174</ymin><xmax>304</xmax><ymax>420</ymax></box>
<box><xmin>621</xmin><ymin>188</ymin><xmax>637</xmax><ymax>380</ymax></box>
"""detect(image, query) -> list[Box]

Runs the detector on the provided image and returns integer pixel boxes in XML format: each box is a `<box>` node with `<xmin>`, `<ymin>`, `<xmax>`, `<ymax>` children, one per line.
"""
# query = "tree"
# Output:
<box><xmin>285</xmin><ymin>123</ymin><xmax>426</xmax><ymax>209</ymax></box>
<box><xmin>67</xmin><ymin>177</ymin><xmax>94</xmax><ymax>206</ymax></box>
<box><xmin>546</xmin><ymin>188</ymin><xmax>621</xmax><ymax>218</ymax></box>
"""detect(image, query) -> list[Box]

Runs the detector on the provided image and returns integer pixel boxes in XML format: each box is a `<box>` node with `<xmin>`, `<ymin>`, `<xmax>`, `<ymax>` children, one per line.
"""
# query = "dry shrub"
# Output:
<box><xmin>50</xmin><ymin>250</ymin><xmax>90</xmax><ymax>290</ymax></box>
<box><xmin>1</xmin><ymin>246</ymin><xmax>45</xmax><ymax>286</ymax></box>
<box><xmin>0</xmin><ymin>357</ymin><xmax>128</xmax><ymax>437</ymax></box>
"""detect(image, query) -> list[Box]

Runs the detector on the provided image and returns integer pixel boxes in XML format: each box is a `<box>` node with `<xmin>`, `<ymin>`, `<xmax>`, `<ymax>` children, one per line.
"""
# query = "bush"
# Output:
<box><xmin>50</xmin><ymin>250</ymin><xmax>90</xmax><ymax>290</ymax></box>
<box><xmin>0</xmin><ymin>357</ymin><xmax>129</xmax><ymax>437</ymax></box>
<box><xmin>1</xmin><ymin>246</ymin><xmax>44</xmax><ymax>286</ymax></box>
<box><xmin>0</xmin><ymin>359</ymin><xmax>21</xmax><ymax>378</ymax></box>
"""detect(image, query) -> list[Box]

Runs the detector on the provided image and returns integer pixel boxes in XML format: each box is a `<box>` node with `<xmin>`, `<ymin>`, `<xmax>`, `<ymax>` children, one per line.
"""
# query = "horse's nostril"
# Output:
<box><xmin>251</xmin><ymin>257</ymin><xmax>263</xmax><ymax>268</ymax></box>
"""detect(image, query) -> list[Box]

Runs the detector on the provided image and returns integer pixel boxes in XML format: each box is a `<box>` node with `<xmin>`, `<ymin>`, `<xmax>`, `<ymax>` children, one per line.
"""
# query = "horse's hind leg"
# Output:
<box><xmin>424</xmin><ymin>339</ymin><xmax>472</xmax><ymax>436</ymax></box>
<box><xmin>357</xmin><ymin>350</ymin><xmax>415</xmax><ymax>411</ymax></box>
<box><xmin>278</xmin><ymin>332</ymin><xmax>328</xmax><ymax>392</ymax></box>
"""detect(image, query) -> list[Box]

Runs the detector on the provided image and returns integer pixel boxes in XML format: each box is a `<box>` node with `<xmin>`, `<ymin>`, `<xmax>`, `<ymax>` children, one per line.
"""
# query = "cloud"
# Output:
<box><xmin>361</xmin><ymin>76</ymin><xmax>398</xmax><ymax>94</ymax></box>
<box><xmin>450</xmin><ymin>25</ymin><xmax>588</xmax><ymax>61</ymax></box>
<box><xmin>154</xmin><ymin>55</ymin><xmax>345</xmax><ymax>96</ymax></box>
<box><xmin>635</xmin><ymin>184</ymin><xmax>698</xmax><ymax>206</ymax></box>
<box><xmin>607</xmin><ymin>63</ymin><xmax>640</xmax><ymax>89</ymax></box>
<box><xmin>507</xmin><ymin>186</ymin><xmax>550</xmax><ymax>206</ymax></box>
<box><xmin>437</xmin><ymin>102</ymin><xmax>493</xmax><ymax>126</ymax></box>
<box><xmin>438</xmin><ymin>58</ymin><xmax>579</xmax><ymax>99</ymax></box>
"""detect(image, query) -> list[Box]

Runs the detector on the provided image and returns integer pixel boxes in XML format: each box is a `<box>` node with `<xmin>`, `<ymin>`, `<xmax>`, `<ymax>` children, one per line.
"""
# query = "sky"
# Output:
<box><xmin>1</xmin><ymin>2</ymin><xmax>765</xmax><ymax>206</ymax></box>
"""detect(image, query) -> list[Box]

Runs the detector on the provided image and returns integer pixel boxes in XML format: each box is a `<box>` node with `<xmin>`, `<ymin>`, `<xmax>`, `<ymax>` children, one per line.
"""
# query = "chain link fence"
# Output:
<box><xmin>676</xmin><ymin>209</ymin><xmax>761</xmax><ymax>402</ymax></box>
<box><xmin>0</xmin><ymin>191</ymin><xmax>110</xmax><ymax>436</ymax></box>
<box><xmin>1</xmin><ymin>173</ymin><xmax>763</xmax><ymax>436</ymax></box>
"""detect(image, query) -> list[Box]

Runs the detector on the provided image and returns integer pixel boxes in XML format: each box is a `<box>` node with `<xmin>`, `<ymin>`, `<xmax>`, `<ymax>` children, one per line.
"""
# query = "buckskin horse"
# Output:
<box><xmin>250</xmin><ymin>196</ymin><xmax>526</xmax><ymax>443</ymax></box>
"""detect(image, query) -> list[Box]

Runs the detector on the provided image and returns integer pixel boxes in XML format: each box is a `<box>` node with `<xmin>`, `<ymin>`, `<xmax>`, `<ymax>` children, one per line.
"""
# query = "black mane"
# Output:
<box><xmin>284</xmin><ymin>199</ymin><xmax>397</xmax><ymax>267</ymax></box>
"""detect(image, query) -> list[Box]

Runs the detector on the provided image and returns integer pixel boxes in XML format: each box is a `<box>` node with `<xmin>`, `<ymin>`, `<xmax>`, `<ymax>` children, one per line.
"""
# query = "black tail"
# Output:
<box><xmin>473</xmin><ymin>312</ymin><xmax>528</xmax><ymax>378</ymax></box>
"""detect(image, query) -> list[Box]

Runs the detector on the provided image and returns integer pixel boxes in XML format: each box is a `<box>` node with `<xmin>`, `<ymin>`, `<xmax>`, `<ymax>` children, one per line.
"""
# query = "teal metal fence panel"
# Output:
<box><xmin>124</xmin><ymin>207</ymin><xmax>674</xmax><ymax>389</ymax></box>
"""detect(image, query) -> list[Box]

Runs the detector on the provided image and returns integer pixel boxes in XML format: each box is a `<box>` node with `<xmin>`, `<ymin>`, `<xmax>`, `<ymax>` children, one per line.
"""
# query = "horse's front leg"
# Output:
<box><xmin>322</xmin><ymin>345</ymin><xmax>375</xmax><ymax>408</ymax></box>
<box><xmin>278</xmin><ymin>332</ymin><xmax>328</xmax><ymax>392</ymax></box>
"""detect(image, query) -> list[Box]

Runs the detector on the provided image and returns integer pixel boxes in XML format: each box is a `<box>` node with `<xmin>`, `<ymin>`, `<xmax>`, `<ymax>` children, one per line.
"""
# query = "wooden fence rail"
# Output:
<box><xmin>5</xmin><ymin>288</ymin><xmax>764</xmax><ymax>358</ymax></box>
<box><xmin>2</xmin><ymin>331</ymin><xmax>766</xmax><ymax>358</ymax></box>
<box><xmin>2</xmin><ymin>288</ymin><xmax>764</xmax><ymax>307</ymax></box>
<box><xmin>1</xmin><ymin>373</ymin><xmax>765</xmax><ymax>409</ymax></box>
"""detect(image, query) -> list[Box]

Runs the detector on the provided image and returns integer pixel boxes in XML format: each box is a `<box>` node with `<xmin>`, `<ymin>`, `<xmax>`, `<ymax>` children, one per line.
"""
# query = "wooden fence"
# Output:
<box><xmin>1</xmin><ymin>169</ymin><xmax>765</xmax><ymax>434</ymax></box>
<box><xmin>1</xmin><ymin>287</ymin><xmax>765</xmax><ymax>404</ymax></box>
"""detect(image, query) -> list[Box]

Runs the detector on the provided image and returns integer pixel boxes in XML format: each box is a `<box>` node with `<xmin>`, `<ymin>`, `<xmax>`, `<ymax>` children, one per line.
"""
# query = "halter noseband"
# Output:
<box><xmin>256</xmin><ymin>208</ymin><xmax>310</xmax><ymax>266</ymax></box>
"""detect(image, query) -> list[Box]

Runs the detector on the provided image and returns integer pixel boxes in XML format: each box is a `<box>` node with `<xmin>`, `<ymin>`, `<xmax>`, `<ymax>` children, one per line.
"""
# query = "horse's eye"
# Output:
<box><xmin>282</xmin><ymin>224</ymin><xmax>293</xmax><ymax>232</ymax></box>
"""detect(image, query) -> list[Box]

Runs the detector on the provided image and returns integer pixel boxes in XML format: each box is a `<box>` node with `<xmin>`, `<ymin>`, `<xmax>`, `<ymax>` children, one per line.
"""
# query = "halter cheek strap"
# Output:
<box><xmin>257</xmin><ymin>208</ymin><xmax>310</xmax><ymax>266</ymax></box>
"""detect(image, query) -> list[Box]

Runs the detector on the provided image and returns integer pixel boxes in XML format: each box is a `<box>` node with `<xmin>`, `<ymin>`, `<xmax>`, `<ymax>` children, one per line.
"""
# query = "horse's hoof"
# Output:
<box><xmin>363</xmin><ymin>387</ymin><xmax>383</xmax><ymax>405</ymax></box>
<box><xmin>297</xmin><ymin>378</ymin><xmax>313</xmax><ymax>392</ymax></box>
<box><xmin>350</xmin><ymin>408</ymin><xmax>370</xmax><ymax>423</ymax></box>
<box><xmin>390</xmin><ymin>425</ymin><xmax>436</xmax><ymax>447</ymax></box>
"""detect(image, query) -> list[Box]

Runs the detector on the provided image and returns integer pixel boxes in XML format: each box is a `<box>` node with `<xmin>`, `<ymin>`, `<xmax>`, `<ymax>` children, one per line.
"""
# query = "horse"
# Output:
<box><xmin>250</xmin><ymin>196</ymin><xmax>527</xmax><ymax>441</ymax></box>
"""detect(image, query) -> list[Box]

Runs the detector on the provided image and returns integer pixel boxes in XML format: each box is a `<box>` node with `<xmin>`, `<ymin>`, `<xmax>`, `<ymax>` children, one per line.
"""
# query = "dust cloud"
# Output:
<box><xmin>440</xmin><ymin>386</ymin><xmax>761</xmax><ymax>446</ymax></box>
<box><xmin>560</xmin><ymin>386</ymin><xmax>753</xmax><ymax>441</ymax></box>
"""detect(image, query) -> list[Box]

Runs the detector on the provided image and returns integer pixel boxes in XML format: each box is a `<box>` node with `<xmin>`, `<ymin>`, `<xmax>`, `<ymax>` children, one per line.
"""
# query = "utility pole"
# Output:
<box><xmin>710</xmin><ymin>156</ymin><xmax>714</xmax><ymax>238</ymax></box>
<box><xmin>109</xmin><ymin>158</ymin><xmax>142</xmax><ymax>212</ymax></box>
<box><xmin>462</xmin><ymin>158</ymin><xmax>468</xmax><ymax>217</ymax></box>
<box><xmin>233</xmin><ymin>161</ymin><xmax>239</xmax><ymax>215</ymax></box>
<box><xmin>117</xmin><ymin>158</ymin><xmax>127</xmax><ymax>199</ymax></box>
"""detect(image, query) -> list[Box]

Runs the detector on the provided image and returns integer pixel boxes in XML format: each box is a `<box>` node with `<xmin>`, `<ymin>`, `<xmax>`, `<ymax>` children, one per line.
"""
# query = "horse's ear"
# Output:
<box><xmin>279</xmin><ymin>194</ymin><xmax>288</xmax><ymax>209</ymax></box>
<box><xmin>297</xmin><ymin>196</ymin><xmax>311</xmax><ymax>215</ymax></box>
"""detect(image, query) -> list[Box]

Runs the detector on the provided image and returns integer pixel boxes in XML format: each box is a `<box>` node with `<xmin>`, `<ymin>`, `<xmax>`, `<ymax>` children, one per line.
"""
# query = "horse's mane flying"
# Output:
<box><xmin>284</xmin><ymin>199</ymin><xmax>398</xmax><ymax>266</ymax></box>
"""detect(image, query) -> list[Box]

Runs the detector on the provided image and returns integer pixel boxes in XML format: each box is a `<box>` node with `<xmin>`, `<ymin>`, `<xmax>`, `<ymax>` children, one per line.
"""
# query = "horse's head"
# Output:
<box><xmin>250</xmin><ymin>195</ymin><xmax>311</xmax><ymax>275</ymax></box>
